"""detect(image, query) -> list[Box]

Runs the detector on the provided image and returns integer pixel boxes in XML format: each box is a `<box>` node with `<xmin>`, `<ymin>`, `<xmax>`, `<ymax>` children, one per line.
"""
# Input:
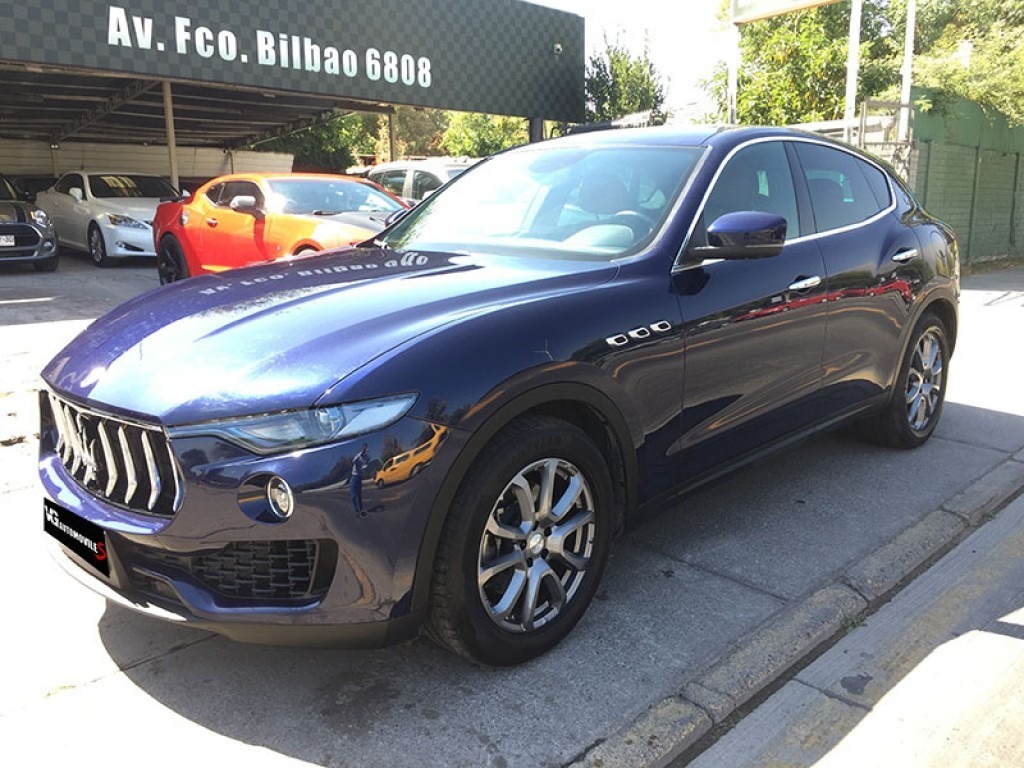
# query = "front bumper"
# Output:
<box><xmin>0</xmin><ymin>222</ymin><xmax>58</xmax><ymax>263</ymax></box>
<box><xmin>39</xmin><ymin>395</ymin><xmax>462</xmax><ymax>647</ymax></box>
<box><xmin>100</xmin><ymin>221</ymin><xmax>156</xmax><ymax>258</ymax></box>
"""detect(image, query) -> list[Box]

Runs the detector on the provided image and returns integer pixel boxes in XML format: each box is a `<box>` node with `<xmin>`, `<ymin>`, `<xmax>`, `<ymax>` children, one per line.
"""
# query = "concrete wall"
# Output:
<box><xmin>0</xmin><ymin>139</ymin><xmax>293</xmax><ymax>182</ymax></box>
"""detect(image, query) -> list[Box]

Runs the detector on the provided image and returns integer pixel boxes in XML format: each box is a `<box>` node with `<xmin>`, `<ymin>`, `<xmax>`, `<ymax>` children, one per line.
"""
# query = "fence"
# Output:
<box><xmin>904</xmin><ymin>89</ymin><xmax>1024</xmax><ymax>266</ymax></box>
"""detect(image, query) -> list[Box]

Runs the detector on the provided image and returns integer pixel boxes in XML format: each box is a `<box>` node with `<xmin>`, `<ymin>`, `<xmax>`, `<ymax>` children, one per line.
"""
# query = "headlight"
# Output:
<box><xmin>107</xmin><ymin>213</ymin><xmax>148</xmax><ymax>229</ymax></box>
<box><xmin>168</xmin><ymin>394</ymin><xmax>418</xmax><ymax>454</ymax></box>
<box><xmin>30</xmin><ymin>208</ymin><xmax>52</xmax><ymax>229</ymax></box>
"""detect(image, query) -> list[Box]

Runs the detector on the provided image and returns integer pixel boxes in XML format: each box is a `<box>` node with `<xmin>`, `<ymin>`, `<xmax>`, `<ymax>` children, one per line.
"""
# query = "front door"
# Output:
<box><xmin>671</xmin><ymin>140</ymin><xmax>828</xmax><ymax>484</ymax></box>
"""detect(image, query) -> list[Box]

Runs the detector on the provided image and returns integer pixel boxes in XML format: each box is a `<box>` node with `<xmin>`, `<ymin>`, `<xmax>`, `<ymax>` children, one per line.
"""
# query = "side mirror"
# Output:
<box><xmin>691</xmin><ymin>211</ymin><xmax>786</xmax><ymax>260</ymax></box>
<box><xmin>384</xmin><ymin>208</ymin><xmax>410</xmax><ymax>227</ymax></box>
<box><xmin>70</xmin><ymin>187</ymin><xmax>84</xmax><ymax>202</ymax></box>
<box><xmin>229</xmin><ymin>195</ymin><xmax>260</xmax><ymax>213</ymax></box>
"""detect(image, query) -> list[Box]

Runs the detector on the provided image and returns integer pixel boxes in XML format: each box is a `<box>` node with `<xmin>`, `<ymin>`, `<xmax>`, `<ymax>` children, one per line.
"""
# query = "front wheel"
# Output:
<box><xmin>427</xmin><ymin>416</ymin><xmax>613</xmax><ymax>665</ymax></box>
<box><xmin>88</xmin><ymin>224</ymin><xmax>108</xmax><ymax>267</ymax></box>
<box><xmin>860</xmin><ymin>311</ymin><xmax>950</xmax><ymax>448</ymax></box>
<box><xmin>157</xmin><ymin>236</ymin><xmax>190</xmax><ymax>284</ymax></box>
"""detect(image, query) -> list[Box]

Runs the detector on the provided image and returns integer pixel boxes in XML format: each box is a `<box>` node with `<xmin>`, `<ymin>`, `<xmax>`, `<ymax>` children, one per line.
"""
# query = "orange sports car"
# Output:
<box><xmin>153</xmin><ymin>173</ymin><xmax>410</xmax><ymax>283</ymax></box>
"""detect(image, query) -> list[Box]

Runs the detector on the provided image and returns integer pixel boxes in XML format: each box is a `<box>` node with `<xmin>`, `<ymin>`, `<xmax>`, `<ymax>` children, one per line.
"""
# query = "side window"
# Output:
<box><xmin>412</xmin><ymin>170</ymin><xmax>443</xmax><ymax>200</ymax></box>
<box><xmin>204</xmin><ymin>183</ymin><xmax>224</xmax><ymax>205</ymax></box>
<box><xmin>219</xmin><ymin>181</ymin><xmax>263</xmax><ymax>208</ymax></box>
<box><xmin>374</xmin><ymin>170</ymin><xmax>407</xmax><ymax>197</ymax></box>
<box><xmin>701</xmin><ymin>142</ymin><xmax>801</xmax><ymax>242</ymax></box>
<box><xmin>56</xmin><ymin>174</ymin><xmax>83</xmax><ymax>196</ymax></box>
<box><xmin>794</xmin><ymin>143</ymin><xmax>888</xmax><ymax>232</ymax></box>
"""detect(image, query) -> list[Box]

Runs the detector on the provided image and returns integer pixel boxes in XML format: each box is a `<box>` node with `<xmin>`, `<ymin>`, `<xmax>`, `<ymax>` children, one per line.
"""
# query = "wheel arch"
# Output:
<box><xmin>408</xmin><ymin>381</ymin><xmax>638</xmax><ymax>621</ymax></box>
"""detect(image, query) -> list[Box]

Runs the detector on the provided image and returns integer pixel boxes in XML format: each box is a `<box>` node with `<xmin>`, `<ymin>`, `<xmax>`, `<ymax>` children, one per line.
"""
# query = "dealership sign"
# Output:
<box><xmin>732</xmin><ymin>0</ymin><xmax>841</xmax><ymax>24</ymax></box>
<box><xmin>0</xmin><ymin>0</ymin><xmax>585</xmax><ymax>121</ymax></box>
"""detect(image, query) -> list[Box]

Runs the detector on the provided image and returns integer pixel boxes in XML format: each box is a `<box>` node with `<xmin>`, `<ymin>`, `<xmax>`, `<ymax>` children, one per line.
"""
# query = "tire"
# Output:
<box><xmin>88</xmin><ymin>224</ymin><xmax>108</xmax><ymax>267</ymax></box>
<box><xmin>157</xmin><ymin>235</ymin><xmax>190</xmax><ymax>284</ymax></box>
<box><xmin>33</xmin><ymin>253</ymin><xmax>60</xmax><ymax>272</ymax></box>
<box><xmin>427</xmin><ymin>416</ymin><xmax>612</xmax><ymax>665</ymax></box>
<box><xmin>860</xmin><ymin>311</ymin><xmax>949</xmax><ymax>449</ymax></box>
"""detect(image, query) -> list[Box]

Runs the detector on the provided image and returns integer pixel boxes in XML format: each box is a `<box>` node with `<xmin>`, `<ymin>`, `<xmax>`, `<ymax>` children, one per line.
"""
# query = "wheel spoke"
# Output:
<box><xmin>522</xmin><ymin>559</ymin><xmax>566</xmax><ymax>631</ymax></box>
<box><xmin>479</xmin><ymin>549</ymin><xmax>527</xmax><ymax>586</ymax></box>
<box><xmin>488</xmin><ymin>569</ymin><xmax>528</xmax><ymax>623</ymax></box>
<box><xmin>550</xmin><ymin>471</ymin><xmax>583</xmax><ymax>522</ymax></box>
<box><xmin>485</xmin><ymin>513</ymin><xmax>527</xmax><ymax>543</ymax></box>
<box><xmin>547</xmin><ymin>508</ymin><xmax>594</xmax><ymax>571</ymax></box>
<box><xmin>535</xmin><ymin>459</ymin><xmax>558</xmax><ymax>523</ymax></box>
<box><xmin>509</xmin><ymin>473</ymin><xmax>537</xmax><ymax>525</ymax></box>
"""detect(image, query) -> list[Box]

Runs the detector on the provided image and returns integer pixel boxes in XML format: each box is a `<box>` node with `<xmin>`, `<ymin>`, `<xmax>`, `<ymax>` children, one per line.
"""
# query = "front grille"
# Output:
<box><xmin>0</xmin><ymin>223</ymin><xmax>42</xmax><ymax>257</ymax></box>
<box><xmin>45</xmin><ymin>392</ymin><xmax>182</xmax><ymax>517</ymax></box>
<box><xmin>141</xmin><ymin>540</ymin><xmax>327</xmax><ymax>601</ymax></box>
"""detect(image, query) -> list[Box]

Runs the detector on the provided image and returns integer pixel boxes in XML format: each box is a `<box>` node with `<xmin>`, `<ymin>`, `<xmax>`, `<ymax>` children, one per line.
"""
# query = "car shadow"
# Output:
<box><xmin>93</xmin><ymin>402</ymin><xmax>1024</xmax><ymax>767</ymax></box>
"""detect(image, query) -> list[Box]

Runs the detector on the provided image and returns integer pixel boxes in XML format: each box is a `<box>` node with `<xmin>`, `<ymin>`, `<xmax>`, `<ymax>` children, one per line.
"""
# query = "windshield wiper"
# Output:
<box><xmin>311</xmin><ymin>209</ymin><xmax>344</xmax><ymax>216</ymax></box>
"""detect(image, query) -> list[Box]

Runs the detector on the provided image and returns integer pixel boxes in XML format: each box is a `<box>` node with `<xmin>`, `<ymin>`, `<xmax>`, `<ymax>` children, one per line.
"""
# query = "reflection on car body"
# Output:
<box><xmin>152</xmin><ymin>172</ymin><xmax>410</xmax><ymax>283</ymax></box>
<box><xmin>39</xmin><ymin>126</ymin><xmax>959</xmax><ymax>666</ymax></box>
<box><xmin>375</xmin><ymin>424</ymin><xmax>449</xmax><ymax>487</ymax></box>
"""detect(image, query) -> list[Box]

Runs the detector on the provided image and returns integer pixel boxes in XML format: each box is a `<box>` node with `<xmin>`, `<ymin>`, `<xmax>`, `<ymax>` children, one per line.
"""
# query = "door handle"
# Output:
<box><xmin>205</xmin><ymin>218</ymin><xmax>218</xmax><ymax>227</ymax></box>
<box><xmin>891</xmin><ymin>248</ymin><xmax>918</xmax><ymax>263</ymax></box>
<box><xmin>788</xmin><ymin>276</ymin><xmax>822</xmax><ymax>292</ymax></box>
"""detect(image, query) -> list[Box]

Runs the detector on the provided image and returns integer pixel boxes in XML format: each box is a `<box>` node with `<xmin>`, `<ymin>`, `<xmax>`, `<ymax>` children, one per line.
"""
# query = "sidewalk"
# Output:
<box><xmin>687</xmin><ymin>489</ymin><xmax>1024</xmax><ymax>767</ymax></box>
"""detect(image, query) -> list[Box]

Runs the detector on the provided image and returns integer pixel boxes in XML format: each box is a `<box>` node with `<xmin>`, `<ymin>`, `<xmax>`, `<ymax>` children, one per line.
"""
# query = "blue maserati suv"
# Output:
<box><xmin>39</xmin><ymin>126</ymin><xmax>959</xmax><ymax>665</ymax></box>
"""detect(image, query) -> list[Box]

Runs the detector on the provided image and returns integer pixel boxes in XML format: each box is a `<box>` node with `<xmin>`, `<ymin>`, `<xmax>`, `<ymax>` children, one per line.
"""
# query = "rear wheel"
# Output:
<box><xmin>860</xmin><ymin>311</ymin><xmax>949</xmax><ymax>448</ymax></box>
<box><xmin>157</xmin><ymin>236</ymin><xmax>190</xmax><ymax>284</ymax></box>
<box><xmin>427</xmin><ymin>416</ymin><xmax>612</xmax><ymax>665</ymax></box>
<box><xmin>88</xmin><ymin>223</ymin><xmax>108</xmax><ymax>267</ymax></box>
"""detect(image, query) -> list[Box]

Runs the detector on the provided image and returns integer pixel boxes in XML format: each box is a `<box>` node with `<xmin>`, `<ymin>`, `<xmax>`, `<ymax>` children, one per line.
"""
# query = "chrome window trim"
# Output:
<box><xmin>673</xmin><ymin>134</ymin><xmax>897</xmax><ymax>270</ymax></box>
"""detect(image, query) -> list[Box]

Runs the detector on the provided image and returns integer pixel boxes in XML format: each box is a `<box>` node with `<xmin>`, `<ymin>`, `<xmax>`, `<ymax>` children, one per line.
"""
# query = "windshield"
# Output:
<box><xmin>381</xmin><ymin>145</ymin><xmax>703</xmax><ymax>260</ymax></box>
<box><xmin>89</xmin><ymin>174</ymin><xmax>178</xmax><ymax>199</ymax></box>
<box><xmin>0</xmin><ymin>175</ymin><xmax>19</xmax><ymax>201</ymax></box>
<box><xmin>266</xmin><ymin>178</ymin><xmax>403</xmax><ymax>215</ymax></box>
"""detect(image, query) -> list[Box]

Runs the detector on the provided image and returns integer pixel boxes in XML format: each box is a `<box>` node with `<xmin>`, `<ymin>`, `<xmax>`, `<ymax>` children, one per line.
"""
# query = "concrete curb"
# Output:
<box><xmin>568</xmin><ymin>458</ymin><xmax>1024</xmax><ymax>768</ymax></box>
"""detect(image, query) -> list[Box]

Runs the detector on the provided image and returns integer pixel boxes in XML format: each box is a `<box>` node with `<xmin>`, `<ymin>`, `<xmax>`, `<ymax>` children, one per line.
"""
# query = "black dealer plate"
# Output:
<box><xmin>44</xmin><ymin>499</ymin><xmax>109</xmax><ymax>576</ymax></box>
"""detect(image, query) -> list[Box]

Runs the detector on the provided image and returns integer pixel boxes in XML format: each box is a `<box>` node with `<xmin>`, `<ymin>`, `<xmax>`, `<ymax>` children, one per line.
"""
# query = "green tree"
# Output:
<box><xmin>257</xmin><ymin>111</ymin><xmax>378</xmax><ymax>171</ymax></box>
<box><xmin>439</xmin><ymin>112</ymin><xmax>528</xmax><ymax>157</ymax></box>
<box><xmin>585</xmin><ymin>40</ymin><xmax>665</xmax><ymax>123</ymax></box>
<box><xmin>913</xmin><ymin>0</ymin><xmax>1024</xmax><ymax>125</ymax></box>
<box><xmin>705</xmin><ymin>1</ymin><xmax>899</xmax><ymax>125</ymax></box>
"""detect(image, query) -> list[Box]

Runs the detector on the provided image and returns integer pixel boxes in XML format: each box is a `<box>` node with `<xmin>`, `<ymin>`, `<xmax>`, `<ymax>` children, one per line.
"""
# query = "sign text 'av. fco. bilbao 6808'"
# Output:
<box><xmin>1</xmin><ymin>0</ymin><xmax>585</xmax><ymax>121</ymax></box>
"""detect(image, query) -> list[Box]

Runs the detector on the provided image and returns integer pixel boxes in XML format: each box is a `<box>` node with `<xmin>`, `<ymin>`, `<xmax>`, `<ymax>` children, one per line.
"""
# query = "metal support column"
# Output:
<box><xmin>162</xmin><ymin>81</ymin><xmax>179</xmax><ymax>190</ymax></box>
<box><xmin>843</xmin><ymin>0</ymin><xmax>863</xmax><ymax>144</ymax></box>
<box><xmin>899</xmin><ymin>0</ymin><xmax>917</xmax><ymax>143</ymax></box>
<box><xmin>528</xmin><ymin>117</ymin><xmax>544</xmax><ymax>143</ymax></box>
<box><xmin>388</xmin><ymin>113</ymin><xmax>397</xmax><ymax>162</ymax></box>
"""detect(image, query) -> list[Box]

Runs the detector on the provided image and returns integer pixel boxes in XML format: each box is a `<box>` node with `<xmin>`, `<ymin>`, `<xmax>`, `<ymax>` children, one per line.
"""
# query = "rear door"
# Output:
<box><xmin>791</xmin><ymin>141</ymin><xmax>919</xmax><ymax>414</ymax></box>
<box><xmin>672</xmin><ymin>139</ymin><xmax>828</xmax><ymax>483</ymax></box>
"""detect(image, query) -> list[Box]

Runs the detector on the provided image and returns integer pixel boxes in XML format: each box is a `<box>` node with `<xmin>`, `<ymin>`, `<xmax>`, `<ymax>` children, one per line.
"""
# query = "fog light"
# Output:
<box><xmin>267</xmin><ymin>476</ymin><xmax>294</xmax><ymax>519</ymax></box>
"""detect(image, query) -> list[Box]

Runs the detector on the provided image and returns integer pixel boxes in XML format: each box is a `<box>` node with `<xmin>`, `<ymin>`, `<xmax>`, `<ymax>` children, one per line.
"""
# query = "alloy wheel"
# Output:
<box><xmin>477</xmin><ymin>457</ymin><xmax>597</xmax><ymax>633</ymax></box>
<box><xmin>905</xmin><ymin>328</ymin><xmax>944</xmax><ymax>432</ymax></box>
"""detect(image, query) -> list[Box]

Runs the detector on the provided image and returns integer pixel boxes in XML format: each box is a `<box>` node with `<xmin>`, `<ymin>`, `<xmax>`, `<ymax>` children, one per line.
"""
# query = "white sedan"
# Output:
<box><xmin>36</xmin><ymin>172</ymin><xmax>179</xmax><ymax>266</ymax></box>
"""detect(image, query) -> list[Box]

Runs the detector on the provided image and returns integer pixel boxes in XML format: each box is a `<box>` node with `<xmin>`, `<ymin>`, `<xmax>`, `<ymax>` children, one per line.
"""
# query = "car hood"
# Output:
<box><xmin>42</xmin><ymin>247</ymin><xmax>616</xmax><ymax>425</ymax></box>
<box><xmin>299</xmin><ymin>210</ymin><xmax>393</xmax><ymax>233</ymax></box>
<box><xmin>93</xmin><ymin>197</ymin><xmax>162</xmax><ymax>221</ymax></box>
<box><xmin>0</xmin><ymin>200</ymin><xmax>30</xmax><ymax>222</ymax></box>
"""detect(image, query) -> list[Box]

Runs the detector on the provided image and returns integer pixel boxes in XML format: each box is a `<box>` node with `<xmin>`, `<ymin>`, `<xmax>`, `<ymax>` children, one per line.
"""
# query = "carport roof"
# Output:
<box><xmin>0</xmin><ymin>62</ymin><xmax>393</xmax><ymax>149</ymax></box>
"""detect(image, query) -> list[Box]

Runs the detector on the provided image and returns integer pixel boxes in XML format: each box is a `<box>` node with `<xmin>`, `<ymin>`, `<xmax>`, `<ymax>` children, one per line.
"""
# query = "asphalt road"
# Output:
<box><xmin>1</xmin><ymin>253</ymin><xmax>1022</xmax><ymax>768</ymax></box>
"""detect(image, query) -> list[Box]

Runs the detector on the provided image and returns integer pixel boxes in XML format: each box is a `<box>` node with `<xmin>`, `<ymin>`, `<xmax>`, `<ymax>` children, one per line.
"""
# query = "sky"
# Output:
<box><xmin>529</xmin><ymin>0</ymin><xmax>732</xmax><ymax>113</ymax></box>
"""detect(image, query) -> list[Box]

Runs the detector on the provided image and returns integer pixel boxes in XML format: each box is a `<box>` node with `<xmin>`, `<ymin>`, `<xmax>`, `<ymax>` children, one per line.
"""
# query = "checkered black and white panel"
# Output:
<box><xmin>1</xmin><ymin>0</ymin><xmax>585</xmax><ymax>122</ymax></box>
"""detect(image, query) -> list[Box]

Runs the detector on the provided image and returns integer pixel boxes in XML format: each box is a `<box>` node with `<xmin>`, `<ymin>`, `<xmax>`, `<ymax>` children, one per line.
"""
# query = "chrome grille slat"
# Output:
<box><xmin>44</xmin><ymin>393</ymin><xmax>182</xmax><ymax>518</ymax></box>
<box><xmin>97</xmin><ymin>422</ymin><xmax>118</xmax><ymax>497</ymax></box>
<box><xmin>141</xmin><ymin>430</ymin><xmax>161</xmax><ymax>511</ymax></box>
<box><xmin>117</xmin><ymin>425</ymin><xmax>138</xmax><ymax>505</ymax></box>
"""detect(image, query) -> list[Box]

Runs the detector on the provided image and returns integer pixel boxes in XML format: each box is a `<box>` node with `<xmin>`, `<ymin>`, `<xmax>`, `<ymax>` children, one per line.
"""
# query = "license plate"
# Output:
<box><xmin>0</xmin><ymin>235</ymin><xmax>14</xmax><ymax>247</ymax></box>
<box><xmin>44</xmin><ymin>499</ymin><xmax>110</xmax><ymax>576</ymax></box>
